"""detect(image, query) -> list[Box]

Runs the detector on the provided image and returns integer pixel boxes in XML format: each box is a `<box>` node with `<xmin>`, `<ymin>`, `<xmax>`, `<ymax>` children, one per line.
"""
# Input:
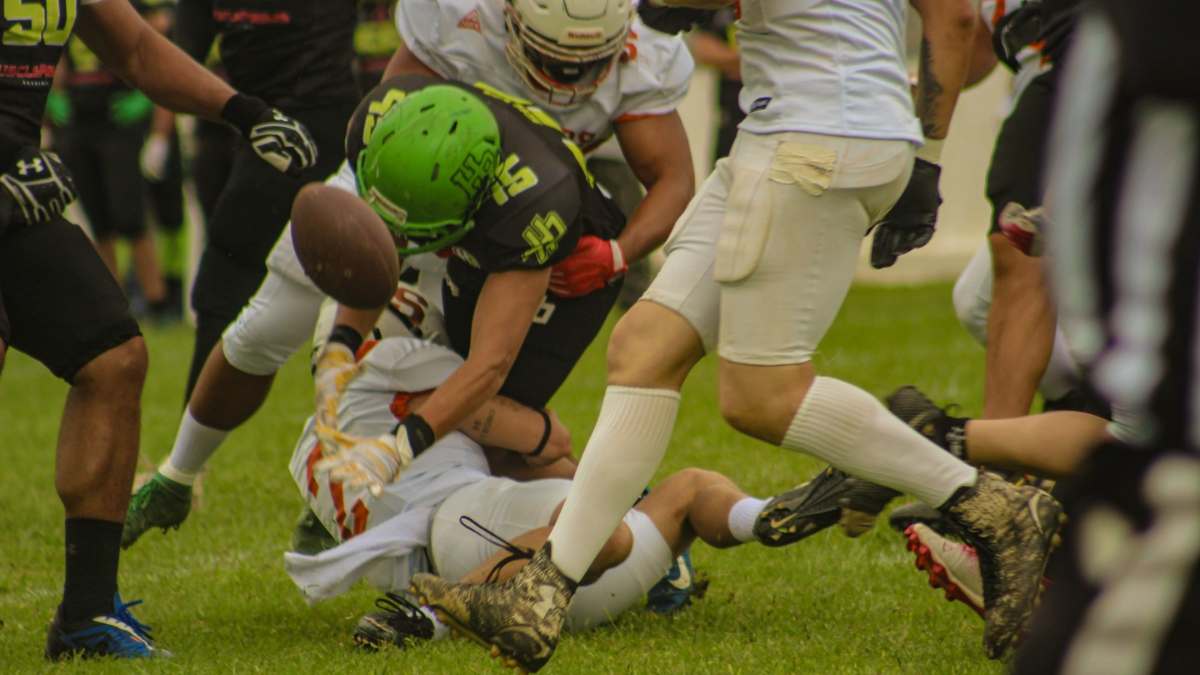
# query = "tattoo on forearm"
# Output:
<box><xmin>917</xmin><ymin>38</ymin><xmax>946</xmax><ymax>138</ymax></box>
<box><xmin>478</xmin><ymin>409</ymin><xmax>496</xmax><ymax>438</ymax></box>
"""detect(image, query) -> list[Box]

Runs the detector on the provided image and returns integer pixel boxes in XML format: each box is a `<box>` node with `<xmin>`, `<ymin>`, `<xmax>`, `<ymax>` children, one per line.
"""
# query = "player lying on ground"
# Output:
<box><xmin>401</xmin><ymin>0</ymin><xmax>1064</xmax><ymax>670</ymax></box>
<box><xmin>283</xmin><ymin>333</ymin><xmax>795</xmax><ymax>649</ymax></box>
<box><xmin>0</xmin><ymin>0</ymin><xmax>316</xmax><ymax>660</ymax></box>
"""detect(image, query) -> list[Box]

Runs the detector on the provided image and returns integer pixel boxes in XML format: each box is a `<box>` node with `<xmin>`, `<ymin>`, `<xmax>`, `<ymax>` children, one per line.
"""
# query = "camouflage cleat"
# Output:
<box><xmin>905</xmin><ymin>523</ymin><xmax>984</xmax><ymax>617</ymax></box>
<box><xmin>940</xmin><ymin>472</ymin><xmax>1065</xmax><ymax>660</ymax></box>
<box><xmin>754</xmin><ymin>466</ymin><xmax>900</xmax><ymax>546</ymax></box>
<box><xmin>122</xmin><ymin>473</ymin><xmax>191</xmax><ymax>549</ymax></box>
<box><xmin>353</xmin><ymin>592</ymin><xmax>435</xmax><ymax>651</ymax></box>
<box><xmin>410</xmin><ymin>544</ymin><xmax>576</xmax><ymax>673</ymax></box>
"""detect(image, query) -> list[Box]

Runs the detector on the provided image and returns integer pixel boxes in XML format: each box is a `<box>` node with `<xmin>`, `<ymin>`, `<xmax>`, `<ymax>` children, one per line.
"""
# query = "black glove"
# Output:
<box><xmin>0</xmin><ymin>147</ymin><xmax>77</xmax><ymax>231</ymax></box>
<box><xmin>870</xmin><ymin>158</ymin><xmax>941</xmax><ymax>269</ymax></box>
<box><xmin>636</xmin><ymin>2</ymin><xmax>711</xmax><ymax>35</ymax></box>
<box><xmin>221</xmin><ymin>93</ymin><xmax>318</xmax><ymax>177</ymax></box>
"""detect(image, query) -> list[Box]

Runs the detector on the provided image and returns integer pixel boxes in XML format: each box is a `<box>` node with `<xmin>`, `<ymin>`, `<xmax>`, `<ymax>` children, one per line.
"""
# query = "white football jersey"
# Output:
<box><xmin>289</xmin><ymin>338</ymin><xmax>489</xmax><ymax>545</ymax></box>
<box><xmin>736</xmin><ymin>0</ymin><xmax>921</xmax><ymax>143</ymax></box>
<box><xmin>394</xmin><ymin>0</ymin><xmax>694</xmax><ymax>151</ymax></box>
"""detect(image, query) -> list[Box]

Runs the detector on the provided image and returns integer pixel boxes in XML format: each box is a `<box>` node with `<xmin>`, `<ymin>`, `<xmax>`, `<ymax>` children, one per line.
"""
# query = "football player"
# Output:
<box><xmin>406</xmin><ymin>0</ymin><xmax>1065</xmax><ymax>670</ymax></box>
<box><xmin>173</xmin><ymin>0</ymin><xmax>360</xmax><ymax>401</ymax></box>
<box><xmin>383</xmin><ymin>0</ymin><xmax>695</xmax><ymax>302</ymax></box>
<box><xmin>52</xmin><ymin>0</ymin><xmax>176</xmax><ymax>317</ymax></box>
<box><xmin>128</xmin><ymin>0</ymin><xmax>694</xmax><ymax>544</ymax></box>
<box><xmin>281</xmin><ymin>329</ymin><xmax>803</xmax><ymax>651</ymax></box>
<box><xmin>122</xmin><ymin>76</ymin><xmax>627</xmax><ymax>547</ymax></box>
<box><xmin>0</xmin><ymin>0</ymin><xmax>316</xmax><ymax>660</ymax></box>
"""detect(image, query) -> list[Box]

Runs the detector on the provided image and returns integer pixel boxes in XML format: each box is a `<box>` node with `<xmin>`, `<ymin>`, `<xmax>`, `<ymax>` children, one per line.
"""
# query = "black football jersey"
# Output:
<box><xmin>346</xmin><ymin>75</ymin><xmax>626</xmax><ymax>275</ymax></box>
<box><xmin>0</xmin><ymin>0</ymin><xmax>88</xmax><ymax>167</ymax></box>
<box><xmin>178</xmin><ymin>0</ymin><xmax>358</xmax><ymax>110</ymax></box>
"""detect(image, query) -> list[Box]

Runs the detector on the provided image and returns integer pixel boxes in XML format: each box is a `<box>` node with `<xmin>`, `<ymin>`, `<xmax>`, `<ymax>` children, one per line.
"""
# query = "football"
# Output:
<box><xmin>290</xmin><ymin>183</ymin><xmax>400</xmax><ymax>309</ymax></box>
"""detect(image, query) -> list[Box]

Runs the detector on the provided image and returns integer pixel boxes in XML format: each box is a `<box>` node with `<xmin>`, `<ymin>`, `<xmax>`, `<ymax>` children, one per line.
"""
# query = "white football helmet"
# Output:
<box><xmin>311</xmin><ymin>280</ymin><xmax>446</xmax><ymax>369</ymax></box>
<box><xmin>503</xmin><ymin>0</ymin><xmax>633</xmax><ymax>106</ymax></box>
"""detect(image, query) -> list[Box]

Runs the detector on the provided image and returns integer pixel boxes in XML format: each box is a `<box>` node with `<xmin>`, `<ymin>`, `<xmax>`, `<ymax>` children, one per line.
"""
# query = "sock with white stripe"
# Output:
<box><xmin>782</xmin><ymin>377</ymin><xmax>977</xmax><ymax>507</ymax></box>
<box><xmin>547</xmin><ymin>386</ymin><xmax>680</xmax><ymax>582</ymax></box>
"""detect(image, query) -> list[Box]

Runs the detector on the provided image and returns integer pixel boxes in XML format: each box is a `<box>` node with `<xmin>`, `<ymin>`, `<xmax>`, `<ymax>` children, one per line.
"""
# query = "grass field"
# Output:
<box><xmin>0</xmin><ymin>283</ymin><xmax>1006</xmax><ymax>674</ymax></box>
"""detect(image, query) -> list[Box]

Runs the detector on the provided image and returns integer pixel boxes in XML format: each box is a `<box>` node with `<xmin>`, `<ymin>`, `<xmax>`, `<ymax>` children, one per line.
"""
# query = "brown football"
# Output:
<box><xmin>291</xmin><ymin>183</ymin><xmax>400</xmax><ymax>309</ymax></box>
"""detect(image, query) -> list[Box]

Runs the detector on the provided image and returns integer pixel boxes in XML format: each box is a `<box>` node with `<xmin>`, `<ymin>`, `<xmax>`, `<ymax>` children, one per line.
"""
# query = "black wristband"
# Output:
<box><xmin>530</xmin><ymin>409</ymin><xmax>552</xmax><ymax>457</ymax></box>
<box><xmin>397</xmin><ymin>413</ymin><xmax>436</xmax><ymax>456</ymax></box>
<box><xmin>220</xmin><ymin>93</ymin><xmax>269</xmax><ymax>136</ymax></box>
<box><xmin>327</xmin><ymin>324</ymin><xmax>364</xmax><ymax>355</ymax></box>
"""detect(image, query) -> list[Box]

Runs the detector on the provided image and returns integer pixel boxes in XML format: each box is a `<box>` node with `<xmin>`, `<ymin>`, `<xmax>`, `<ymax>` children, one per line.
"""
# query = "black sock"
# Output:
<box><xmin>61</xmin><ymin>518</ymin><xmax>122</xmax><ymax>624</ymax></box>
<box><xmin>935</xmin><ymin>415</ymin><xmax>970</xmax><ymax>462</ymax></box>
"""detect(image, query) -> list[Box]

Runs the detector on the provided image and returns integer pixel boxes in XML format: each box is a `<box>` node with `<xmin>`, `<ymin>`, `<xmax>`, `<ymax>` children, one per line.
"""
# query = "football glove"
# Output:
<box><xmin>313</xmin><ymin>340</ymin><xmax>361</xmax><ymax>445</ymax></box>
<box><xmin>45</xmin><ymin>91</ymin><xmax>71</xmax><ymax>127</ymax></box>
<box><xmin>220</xmin><ymin>93</ymin><xmax>317</xmax><ymax>177</ymax></box>
<box><xmin>549</xmin><ymin>235</ymin><xmax>626</xmax><ymax>298</ymax></box>
<box><xmin>110</xmin><ymin>91</ymin><xmax>154</xmax><ymax>126</ymax></box>
<box><xmin>870</xmin><ymin>158</ymin><xmax>941</xmax><ymax>269</ymax></box>
<box><xmin>0</xmin><ymin>147</ymin><xmax>77</xmax><ymax>230</ymax></box>
<box><xmin>997</xmin><ymin>202</ymin><xmax>1047</xmax><ymax>257</ymax></box>
<box><xmin>313</xmin><ymin>414</ymin><xmax>433</xmax><ymax>495</ymax></box>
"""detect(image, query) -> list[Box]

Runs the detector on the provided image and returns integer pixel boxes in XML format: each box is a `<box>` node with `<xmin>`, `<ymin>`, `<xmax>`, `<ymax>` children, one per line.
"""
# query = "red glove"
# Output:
<box><xmin>549</xmin><ymin>235</ymin><xmax>627</xmax><ymax>298</ymax></box>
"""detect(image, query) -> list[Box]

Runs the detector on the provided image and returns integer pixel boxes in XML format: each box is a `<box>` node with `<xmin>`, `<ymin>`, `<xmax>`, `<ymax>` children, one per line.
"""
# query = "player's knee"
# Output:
<box><xmin>74</xmin><ymin>336</ymin><xmax>148</xmax><ymax>396</ymax></box>
<box><xmin>606</xmin><ymin>304</ymin><xmax>700</xmax><ymax>389</ymax></box>
<box><xmin>718</xmin><ymin>374</ymin><xmax>798</xmax><ymax>443</ymax></box>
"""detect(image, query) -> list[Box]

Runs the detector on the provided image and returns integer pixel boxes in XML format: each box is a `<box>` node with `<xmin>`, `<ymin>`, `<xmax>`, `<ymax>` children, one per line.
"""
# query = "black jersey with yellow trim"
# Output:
<box><xmin>0</xmin><ymin>0</ymin><xmax>94</xmax><ymax>167</ymax></box>
<box><xmin>346</xmin><ymin>74</ymin><xmax>626</xmax><ymax>274</ymax></box>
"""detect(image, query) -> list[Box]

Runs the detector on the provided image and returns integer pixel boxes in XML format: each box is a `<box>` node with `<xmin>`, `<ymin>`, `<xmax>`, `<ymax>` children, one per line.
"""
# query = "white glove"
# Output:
<box><xmin>313</xmin><ymin>430</ymin><xmax>414</xmax><ymax>496</ymax></box>
<box><xmin>140</xmin><ymin>133</ymin><xmax>170</xmax><ymax>182</ymax></box>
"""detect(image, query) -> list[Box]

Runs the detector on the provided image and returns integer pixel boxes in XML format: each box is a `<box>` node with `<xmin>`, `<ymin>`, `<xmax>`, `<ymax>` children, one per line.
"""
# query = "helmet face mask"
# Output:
<box><xmin>503</xmin><ymin>0</ymin><xmax>632</xmax><ymax>106</ymax></box>
<box><xmin>355</xmin><ymin>85</ymin><xmax>502</xmax><ymax>255</ymax></box>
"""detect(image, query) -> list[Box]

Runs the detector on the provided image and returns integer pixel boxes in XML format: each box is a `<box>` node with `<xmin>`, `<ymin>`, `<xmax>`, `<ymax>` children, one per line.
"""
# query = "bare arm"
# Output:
<box><xmin>417</xmin><ymin>267</ymin><xmax>551</xmax><ymax>438</ymax></box>
<box><xmin>75</xmin><ymin>0</ymin><xmax>234</xmax><ymax>122</ymax></box>
<box><xmin>965</xmin><ymin>15</ymin><xmax>1000</xmax><ymax>88</ymax></box>
<box><xmin>381</xmin><ymin>41</ymin><xmax>440</xmax><ymax>81</ymax></box>
<box><xmin>688</xmin><ymin>31</ymin><xmax>740</xmax><ymax>82</ymax></box>
<box><xmin>910</xmin><ymin>0</ymin><xmax>978</xmax><ymax>142</ymax></box>
<box><xmin>406</xmin><ymin>391</ymin><xmax>572</xmax><ymax>464</ymax></box>
<box><xmin>613</xmin><ymin>112</ymin><xmax>695</xmax><ymax>262</ymax></box>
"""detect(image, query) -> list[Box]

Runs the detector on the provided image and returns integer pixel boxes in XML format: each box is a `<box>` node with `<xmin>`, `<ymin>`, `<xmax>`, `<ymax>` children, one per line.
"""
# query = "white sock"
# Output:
<box><xmin>161</xmin><ymin>409</ymin><xmax>230</xmax><ymax>484</ymax></box>
<box><xmin>419</xmin><ymin>604</ymin><xmax>449</xmax><ymax>641</ymax></box>
<box><xmin>727</xmin><ymin>497</ymin><xmax>767</xmax><ymax>543</ymax></box>
<box><xmin>547</xmin><ymin>386</ymin><xmax>680</xmax><ymax>582</ymax></box>
<box><xmin>782</xmin><ymin>377</ymin><xmax>977</xmax><ymax>507</ymax></box>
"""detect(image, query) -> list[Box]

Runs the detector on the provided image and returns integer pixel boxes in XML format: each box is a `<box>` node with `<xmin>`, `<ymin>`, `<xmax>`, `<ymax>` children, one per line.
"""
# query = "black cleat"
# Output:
<box><xmin>940</xmin><ymin>472</ymin><xmax>1065</xmax><ymax>660</ymax></box>
<box><xmin>754</xmin><ymin>466</ymin><xmax>900</xmax><ymax>546</ymax></box>
<box><xmin>353</xmin><ymin>592</ymin><xmax>435</xmax><ymax>651</ymax></box>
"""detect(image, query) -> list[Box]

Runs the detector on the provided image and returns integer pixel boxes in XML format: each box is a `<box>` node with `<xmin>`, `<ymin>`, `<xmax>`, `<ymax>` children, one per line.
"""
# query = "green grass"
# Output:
<box><xmin>0</xmin><ymin>283</ymin><xmax>1002</xmax><ymax>673</ymax></box>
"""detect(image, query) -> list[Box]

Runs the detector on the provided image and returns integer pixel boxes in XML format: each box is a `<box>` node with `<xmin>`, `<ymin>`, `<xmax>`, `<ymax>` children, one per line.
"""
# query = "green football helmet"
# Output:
<box><xmin>356</xmin><ymin>85</ymin><xmax>502</xmax><ymax>254</ymax></box>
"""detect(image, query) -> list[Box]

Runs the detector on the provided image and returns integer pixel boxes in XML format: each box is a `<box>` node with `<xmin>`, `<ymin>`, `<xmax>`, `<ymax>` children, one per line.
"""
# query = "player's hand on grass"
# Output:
<box><xmin>870</xmin><ymin>158</ymin><xmax>941</xmax><ymax>269</ymax></box>
<box><xmin>220</xmin><ymin>93</ymin><xmax>318</xmax><ymax>176</ymax></box>
<box><xmin>549</xmin><ymin>235</ymin><xmax>626</xmax><ymax>298</ymax></box>
<box><xmin>0</xmin><ymin>147</ymin><xmax>77</xmax><ymax>230</ymax></box>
